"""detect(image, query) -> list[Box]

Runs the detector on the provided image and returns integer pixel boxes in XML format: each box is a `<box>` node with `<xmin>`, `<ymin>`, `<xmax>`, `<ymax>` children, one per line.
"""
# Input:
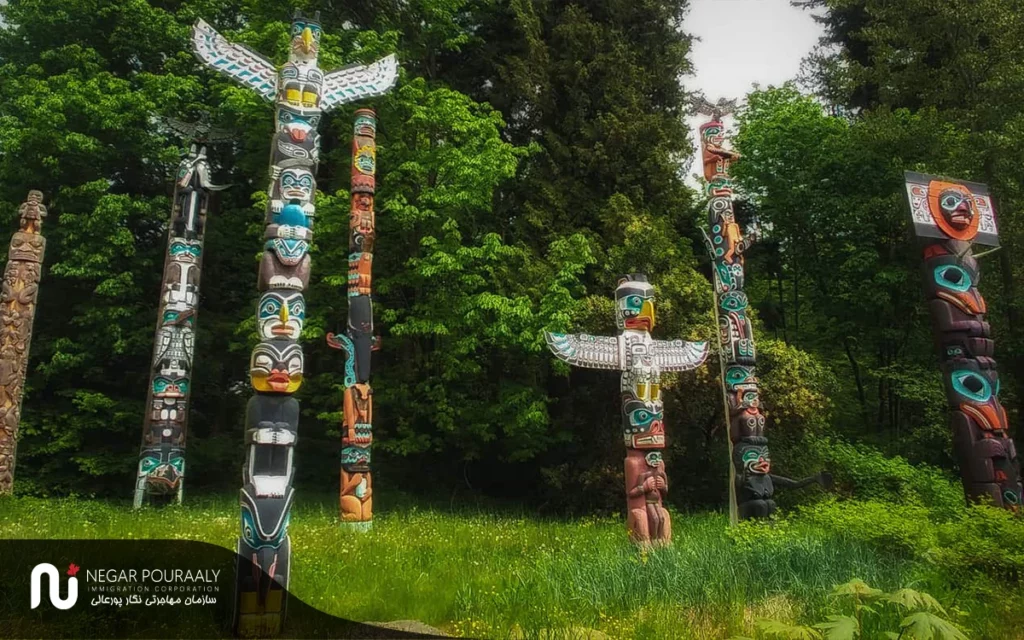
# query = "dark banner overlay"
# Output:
<box><xmin>0</xmin><ymin>540</ymin><xmax>451</xmax><ymax>639</ymax></box>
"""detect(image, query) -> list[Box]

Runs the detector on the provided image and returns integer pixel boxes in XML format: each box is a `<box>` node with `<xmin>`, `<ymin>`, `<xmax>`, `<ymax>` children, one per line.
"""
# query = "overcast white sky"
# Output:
<box><xmin>682</xmin><ymin>0</ymin><xmax>824</xmax><ymax>181</ymax></box>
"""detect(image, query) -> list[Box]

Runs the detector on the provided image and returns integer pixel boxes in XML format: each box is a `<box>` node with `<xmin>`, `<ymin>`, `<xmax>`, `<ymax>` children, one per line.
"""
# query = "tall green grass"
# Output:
<box><xmin>0</xmin><ymin>495</ymin><xmax>1017</xmax><ymax>639</ymax></box>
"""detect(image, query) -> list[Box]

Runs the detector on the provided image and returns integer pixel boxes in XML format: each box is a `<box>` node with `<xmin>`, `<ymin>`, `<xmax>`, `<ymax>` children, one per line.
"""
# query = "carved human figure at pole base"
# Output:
<box><xmin>0</xmin><ymin>190</ymin><xmax>47</xmax><ymax>495</ymax></box>
<box><xmin>905</xmin><ymin>171</ymin><xmax>1023</xmax><ymax>510</ymax></box>
<box><xmin>545</xmin><ymin>274</ymin><xmax>708</xmax><ymax>547</ymax></box>
<box><xmin>192</xmin><ymin>9</ymin><xmax>397</xmax><ymax>635</ymax></box>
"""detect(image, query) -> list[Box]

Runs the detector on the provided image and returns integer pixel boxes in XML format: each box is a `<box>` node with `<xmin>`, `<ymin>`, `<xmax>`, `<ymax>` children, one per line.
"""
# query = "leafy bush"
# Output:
<box><xmin>732</xmin><ymin>579</ymin><xmax>967</xmax><ymax>640</ymax></box>
<box><xmin>811</xmin><ymin>439</ymin><xmax>964</xmax><ymax>515</ymax></box>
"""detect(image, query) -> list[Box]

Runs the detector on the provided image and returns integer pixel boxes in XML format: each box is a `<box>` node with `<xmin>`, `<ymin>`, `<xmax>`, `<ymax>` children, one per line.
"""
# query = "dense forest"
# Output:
<box><xmin>0</xmin><ymin>0</ymin><xmax>1020</xmax><ymax>516</ymax></box>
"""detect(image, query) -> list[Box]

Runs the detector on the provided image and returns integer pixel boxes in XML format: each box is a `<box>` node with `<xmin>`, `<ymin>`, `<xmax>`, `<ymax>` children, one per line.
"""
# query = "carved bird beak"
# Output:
<box><xmin>302</xmin><ymin>27</ymin><xmax>314</xmax><ymax>53</ymax></box>
<box><xmin>639</xmin><ymin>300</ymin><xmax>656</xmax><ymax>330</ymax></box>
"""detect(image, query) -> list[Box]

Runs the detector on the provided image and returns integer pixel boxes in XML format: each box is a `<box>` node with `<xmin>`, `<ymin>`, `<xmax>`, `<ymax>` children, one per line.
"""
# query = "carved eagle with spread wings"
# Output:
<box><xmin>191</xmin><ymin>19</ymin><xmax>399</xmax><ymax>112</ymax></box>
<box><xmin>544</xmin><ymin>332</ymin><xmax>709</xmax><ymax>372</ymax></box>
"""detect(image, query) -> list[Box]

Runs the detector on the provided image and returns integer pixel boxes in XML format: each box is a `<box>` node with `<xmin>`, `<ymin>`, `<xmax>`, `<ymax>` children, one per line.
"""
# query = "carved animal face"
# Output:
<box><xmin>615</xmin><ymin>276</ymin><xmax>655</xmax><ymax>331</ymax></box>
<box><xmin>738</xmin><ymin>443</ymin><xmax>771</xmax><ymax>475</ymax></box>
<box><xmin>289</xmin><ymin>14</ymin><xmax>322</xmax><ymax>60</ymax></box>
<box><xmin>622</xmin><ymin>392</ymin><xmax>665</xmax><ymax>449</ymax></box>
<box><xmin>276</xmin><ymin>105</ymin><xmax>321</xmax><ymax>144</ymax></box>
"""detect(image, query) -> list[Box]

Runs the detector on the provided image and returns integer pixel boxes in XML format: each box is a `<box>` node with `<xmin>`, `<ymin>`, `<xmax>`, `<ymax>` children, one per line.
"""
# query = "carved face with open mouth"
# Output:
<box><xmin>739</xmin><ymin>444</ymin><xmax>771</xmax><ymax>475</ymax></box>
<box><xmin>250</xmin><ymin>340</ymin><xmax>304</xmax><ymax>393</ymax></box>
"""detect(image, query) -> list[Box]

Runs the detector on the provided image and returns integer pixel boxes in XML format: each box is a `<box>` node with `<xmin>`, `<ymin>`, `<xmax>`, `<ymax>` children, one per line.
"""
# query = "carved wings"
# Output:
<box><xmin>651</xmin><ymin>339</ymin><xmax>709</xmax><ymax>372</ymax></box>
<box><xmin>320</xmin><ymin>54</ymin><xmax>400</xmax><ymax>112</ymax></box>
<box><xmin>192</xmin><ymin>19</ymin><xmax>277</xmax><ymax>100</ymax></box>
<box><xmin>545</xmin><ymin>332</ymin><xmax>622</xmax><ymax>370</ymax></box>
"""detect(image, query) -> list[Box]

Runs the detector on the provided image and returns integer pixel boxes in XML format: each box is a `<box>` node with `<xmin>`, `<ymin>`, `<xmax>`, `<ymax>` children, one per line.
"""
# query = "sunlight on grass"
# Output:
<box><xmin>0</xmin><ymin>494</ymin><xmax>959</xmax><ymax>639</ymax></box>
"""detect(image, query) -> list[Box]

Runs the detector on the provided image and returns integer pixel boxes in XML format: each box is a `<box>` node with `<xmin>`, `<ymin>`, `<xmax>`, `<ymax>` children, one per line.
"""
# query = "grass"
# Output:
<box><xmin>0</xmin><ymin>494</ymin><xmax>1019</xmax><ymax>639</ymax></box>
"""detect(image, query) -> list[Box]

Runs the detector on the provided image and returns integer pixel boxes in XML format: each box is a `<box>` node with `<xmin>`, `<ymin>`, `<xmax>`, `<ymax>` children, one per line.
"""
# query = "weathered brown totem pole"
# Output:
<box><xmin>134</xmin><ymin>119</ymin><xmax>229</xmax><ymax>508</ymax></box>
<box><xmin>905</xmin><ymin>171</ymin><xmax>1023</xmax><ymax>510</ymax></box>
<box><xmin>0</xmin><ymin>191</ymin><xmax>47</xmax><ymax>495</ymax></box>
<box><xmin>693</xmin><ymin>97</ymin><xmax>829</xmax><ymax>522</ymax></box>
<box><xmin>327</xmin><ymin>109</ymin><xmax>378</xmax><ymax>530</ymax></box>
<box><xmin>192</xmin><ymin>10</ymin><xmax>397</xmax><ymax>635</ymax></box>
<box><xmin>546</xmin><ymin>276</ymin><xmax>709</xmax><ymax>546</ymax></box>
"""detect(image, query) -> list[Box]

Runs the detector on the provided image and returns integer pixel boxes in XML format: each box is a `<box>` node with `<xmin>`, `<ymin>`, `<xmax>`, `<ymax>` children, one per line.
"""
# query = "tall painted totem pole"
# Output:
<box><xmin>192</xmin><ymin>11</ymin><xmax>397</xmax><ymax>635</ymax></box>
<box><xmin>326</xmin><ymin>109</ymin><xmax>378</xmax><ymax>530</ymax></box>
<box><xmin>0</xmin><ymin>191</ymin><xmax>47</xmax><ymax>495</ymax></box>
<box><xmin>546</xmin><ymin>276</ymin><xmax>709</xmax><ymax>546</ymax></box>
<box><xmin>904</xmin><ymin>171</ymin><xmax>1023</xmax><ymax>510</ymax></box>
<box><xmin>134</xmin><ymin>119</ymin><xmax>229</xmax><ymax>508</ymax></box>
<box><xmin>694</xmin><ymin>97</ymin><xmax>829</xmax><ymax>522</ymax></box>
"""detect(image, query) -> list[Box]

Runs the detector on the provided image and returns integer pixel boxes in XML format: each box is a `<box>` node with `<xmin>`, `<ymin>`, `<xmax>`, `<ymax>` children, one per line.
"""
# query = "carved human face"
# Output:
<box><xmin>257</xmin><ymin>290</ymin><xmax>305</xmax><ymax>340</ymax></box>
<box><xmin>938</xmin><ymin>187</ymin><xmax>974</xmax><ymax>230</ymax></box>
<box><xmin>644</xmin><ymin>451</ymin><xmax>663</xmax><ymax>468</ymax></box>
<box><xmin>250</xmin><ymin>340</ymin><xmax>304</xmax><ymax>393</ymax></box>
<box><xmin>279</xmin><ymin>168</ymin><xmax>315</xmax><ymax>203</ymax></box>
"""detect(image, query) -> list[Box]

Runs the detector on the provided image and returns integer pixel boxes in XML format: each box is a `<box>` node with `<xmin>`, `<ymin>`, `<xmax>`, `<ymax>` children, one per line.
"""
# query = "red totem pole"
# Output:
<box><xmin>0</xmin><ymin>191</ymin><xmax>47</xmax><ymax>494</ymax></box>
<box><xmin>905</xmin><ymin>171</ymin><xmax>1023</xmax><ymax>509</ymax></box>
<box><xmin>327</xmin><ymin>108</ymin><xmax>379</xmax><ymax>529</ymax></box>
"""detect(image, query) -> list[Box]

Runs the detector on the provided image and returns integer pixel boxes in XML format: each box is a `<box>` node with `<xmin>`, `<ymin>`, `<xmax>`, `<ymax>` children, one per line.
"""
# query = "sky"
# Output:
<box><xmin>682</xmin><ymin>0</ymin><xmax>824</xmax><ymax>181</ymax></box>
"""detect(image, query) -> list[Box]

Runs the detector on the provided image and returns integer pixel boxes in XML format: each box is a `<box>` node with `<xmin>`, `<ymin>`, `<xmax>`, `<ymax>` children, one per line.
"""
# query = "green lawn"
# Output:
<box><xmin>0</xmin><ymin>494</ymin><xmax>1019</xmax><ymax>639</ymax></box>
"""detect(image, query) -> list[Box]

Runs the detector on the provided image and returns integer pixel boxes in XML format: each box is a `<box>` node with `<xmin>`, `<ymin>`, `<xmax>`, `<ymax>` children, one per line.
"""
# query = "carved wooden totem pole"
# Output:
<box><xmin>134</xmin><ymin>120</ymin><xmax>229</xmax><ymax>508</ymax></box>
<box><xmin>694</xmin><ymin>97</ymin><xmax>829</xmax><ymax>522</ymax></box>
<box><xmin>327</xmin><ymin>109</ymin><xmax>379</xmax><ymax>530</ymax></box>
<box><xmin>905</xmin><ymin>171</ymin><xmax>1023</xmax><ymax>510</ymax></box>
<box><xmin>0</xmin><ymin>191</ymin><xmax>47</xmax><ymax>495</ymax></box>
<box><xmin>545</xmin><ymin>276</ymin><xmax>709</xmax><ymax>546</ymax></box>
<box><xmin>192</xmin><ymin>10</ymin><xmax>397</xmax><ymax>635</ymax></box>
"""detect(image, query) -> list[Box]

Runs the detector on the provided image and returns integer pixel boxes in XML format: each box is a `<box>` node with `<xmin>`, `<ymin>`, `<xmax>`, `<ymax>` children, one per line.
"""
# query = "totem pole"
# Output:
<box><xmin>545</xmin><ymin>275</ymin><xmax>709</xmax><ymax>546</ymax></box>
<box><xmin>192</xmin><ymin>11</ymin><xmax>397</xmax><ymax>635</ymax></box>
<box><xmin>904</xmin><ymin>171</ymin><xmax>1023</xmax><ymax>509</ymax></box>
<box><xmin>326</xmin><ymin>109</ymin><xmax>378</xmax><ymax>530</ymax></box>
<box><xmin>693</xmin><ymin>96</ymin><xmax>829</xmax><ymax>522</ymax></box>
<box><xmin>0</xmin><ymin>191</ymin><xmax>46</xmax><ymax>495</ymax></box>
<box><xmin>134</xmin><ymin>118</ymin><xmax>229</xmax><ymax>508</ymax></box>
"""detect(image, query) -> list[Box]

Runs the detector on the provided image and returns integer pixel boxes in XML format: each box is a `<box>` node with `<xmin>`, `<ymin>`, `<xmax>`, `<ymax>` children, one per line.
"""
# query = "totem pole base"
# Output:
<box><xmin>339</xmin><ymin>521</ymin><xmax>372</xmax><ymax>533</ymax></box>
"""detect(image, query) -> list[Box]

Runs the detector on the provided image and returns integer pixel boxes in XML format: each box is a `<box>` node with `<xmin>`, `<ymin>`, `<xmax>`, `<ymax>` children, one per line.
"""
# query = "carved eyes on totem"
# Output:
<box><xmin>258</xmin><ymin>297</ymin><xmax>305</xmax><ymax>321</ymax></box>
<box><xmin>290</xmin><ymin>22</ymin><xmax>322</xmax><ymax>41</ymax></box>
<box><xmin>278</xmin><ymin>110</ymin><xmax>320</xmax><ymax>129</ymax></box>
<box><xmin>169</xmin><ymin>241</ymin><xmax>201</xmax><ymax>257</ymax></box>
<box><xmin>153</xmin><ymin>376</ymin><xmax>189</xmax><ymax>395</ymax></box>
<box><xmin>951</xmin><ymin>370</ymin><xmax>993</xmax><ymax>403</ymax></box>
<box><xmin>281</xmin><ymin>173</ymin><xmax>314</xmax><ymax>191</ymax></box>
<box><xmin>933</xmin><ymin>265</ymin><xmax>973</xmax><ymax>292</ymax></box>
<box><xmin>139</xmin><ymin>457</ymin><xmax>159</xmax><ymax>474</ymax></box>
<box><xmin>940</xmin><ymin>191</ymin><xmax>966</xmax><ymax>212</ymax></box>
<box><xmin>725</xmin><ymin>367</ymin><xmax>752</xmax><ymax>386</ymax></box>
<box><xmin>629</xmin><ymin>408</ymin><xmax>663</xmax><ymax>428</ymax></box>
